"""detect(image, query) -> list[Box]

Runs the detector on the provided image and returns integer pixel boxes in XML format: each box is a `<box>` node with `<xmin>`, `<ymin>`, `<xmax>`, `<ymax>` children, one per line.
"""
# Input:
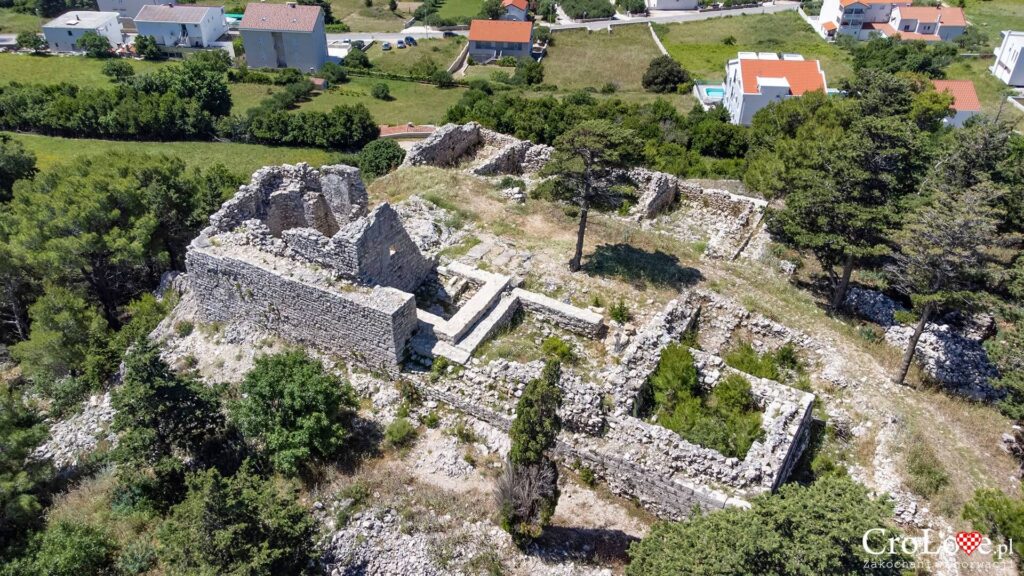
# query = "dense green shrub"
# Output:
<box><xmin>642</xmin><ymin>55</ymin><xmax>689</xmax><ymax>94</ymax></box>
<box><xmin>156</xmin><ymin>467</ymin><xmax>317</xmax><ymax>575</ymax></box>
<box><xmin>0</xmin><ymin>382</ymin><xmax>51</xmax><ymax>547</ymax></box>
<box><xmin>15</xmin><ymin>521</ymin><xmax>116</xmax><ymax>576</ymax></box>
<box><xmin>358</xmin><ymin>138</ymin><xmax>406</xmax><ymax>178</ymax></box>
<box><xmin>231</xmin><ymin>351</ymin><xmax>358</xmax><ymax>476</ymax></box>
<box><xmin>724</xmin><ymin>341</ymin><xmax>803</xmax><ymax>382</ymax></box>
<box><xmin>964</xmin><ymin>488</ymin><xmax>1024</xmax><ymax>567</ymax></box>
<box><xmin>628</xmin><ymin>475</ymin><xmax>903</xmax><ymax>576</ymax></box>
<box><xmin>645</xmin><ymin>344</ymin><xmax>764</xmax><ymax>458</ymax></box>
<box><xmin>134</xmin><ymin>35</ymin><xmax>163</xmax><ymax>60</ymax></box>
<box><xmin>77</xmin><ymin>31</ymin><xmax>113</xmax><ymax>58</ymax></box>
<box><xmin>101</xmin><ymin>59</ymin><xmax>135</xmax><ymax>83</ymax></box>
<box><xmin>371</xmin><ymin>82</ymin><xmax>391</xmax><ymax>100</ymax></box>
<box><xmin>540</xmin><ymin>336</ymin><xmax>575</xmax><ymax>363</ymax></box>
<box><xmin>0</xmin><ymin>134</ymin><xmax>36</xmax><ymax>202</ymax></box>
<box><xmin>500</xmin><ymin>360</ymin><xmax>563</xmax><ymax>545</ymax></box>
<box><xmin>609</xmin><ymin>299</ymin><xmax>631</xmax><ymax>323</ymax></box>
<box><xmin>559</xmin><ymin>0</ymin><xmax>615</xmax><ymax>19</ymax></box>
<box><xmin>384</xmin><ymin>417</ymin><xmax>417</xmax><ymax>448</ymax></box>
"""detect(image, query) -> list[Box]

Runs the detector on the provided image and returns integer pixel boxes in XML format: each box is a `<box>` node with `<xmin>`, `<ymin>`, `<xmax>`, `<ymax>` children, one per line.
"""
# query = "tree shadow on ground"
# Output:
<box><xmin>582</xmin><ymin>243</ymin><xmax>702</xmax><ymax>289</ymax></box>
<box><xmin>527</xmin><ymin>525</ymin><xmax>639</xmax><ymax>565</ymax></box>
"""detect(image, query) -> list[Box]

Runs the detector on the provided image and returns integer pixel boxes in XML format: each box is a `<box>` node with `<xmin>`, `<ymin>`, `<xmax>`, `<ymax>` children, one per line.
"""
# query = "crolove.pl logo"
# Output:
<box><xmin>862</xmin><ymin>528</ymin><xmax>1014</xmax><ymax>569</ymax></box>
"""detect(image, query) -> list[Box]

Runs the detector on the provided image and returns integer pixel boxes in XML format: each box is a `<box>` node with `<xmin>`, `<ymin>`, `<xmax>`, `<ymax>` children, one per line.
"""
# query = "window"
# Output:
<box><xmin>67</xmin><ymin>30</ymin><xmax>72</xmax><ymax>36</ymax></box>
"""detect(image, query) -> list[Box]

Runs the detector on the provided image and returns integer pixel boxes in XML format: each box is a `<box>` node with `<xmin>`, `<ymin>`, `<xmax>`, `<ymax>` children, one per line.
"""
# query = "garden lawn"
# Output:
<box><xmin>297</xmin><ymin>75</ymin><xmax>465</xmax><ymax>124</ymax></box>
<box><xmin>543</xmin><ymin>24</ymin><xmax>662</xmax><ymax>92</ymax></box>
<box><xmin>0</xmin><ymin>8</ymin><xmax>41</xmax><ymax>34</ymax></box>
<box><xmin>229</xmin><ymin>83</ymin><xmax>283</xmax><ymax>114</ymax></box>
<box><xmin>366</xmin><ymin>37</ymin><xmax>467</xmax><ymax>75</ymax></box>
<box><xmin>960</xmin><ymin>0</ymin><xmax>1024</xmax><ymax>50</ymax></box>
<box><xmin>0</xmin><ymin>53</ymin><xmax>167</xmax><ymax>88</ymax></box>
<box><xmin>436</xmin><ymin>0</ymin><xmax>483</xmax><ymax>20</ymax></box>
<box><xmin>655</xmin><ymin>11</ymin><xmax>853</xmax><ymax>83</ymax></box>
<box><xmin>5</xmin><ymin>132</ymin><xmax>338</xmax><ymax>174</ymax></box>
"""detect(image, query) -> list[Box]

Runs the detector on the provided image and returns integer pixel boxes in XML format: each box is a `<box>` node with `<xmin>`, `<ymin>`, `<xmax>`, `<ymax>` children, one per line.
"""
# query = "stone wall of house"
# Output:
<box><xmin>187</xmin><ymin>243</ymin><xmax>418</xmax><ymax>374</ymax></box>
<box><xmin>513</xmin><ymin>289</ymin><xmax>607</xmax><ymax>338</ymax></box>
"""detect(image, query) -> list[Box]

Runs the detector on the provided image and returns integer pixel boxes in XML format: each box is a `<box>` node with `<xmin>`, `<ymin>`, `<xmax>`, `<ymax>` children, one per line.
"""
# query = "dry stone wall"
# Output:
<box><xmin>185</xmin><ymin>163</ymin><xmax>434</xmax><ymax>375</ymax></box>
<box><xmin>402</xmin><ymin>122</ymin><xmax>552</xmax><ymax>176</ymax></box>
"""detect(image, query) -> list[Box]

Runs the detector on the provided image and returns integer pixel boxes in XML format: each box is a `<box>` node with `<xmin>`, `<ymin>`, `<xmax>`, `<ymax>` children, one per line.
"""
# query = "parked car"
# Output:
<box><xmin>443</xmin><ymin>31</ymin><xmax>456</xmax><ymax>38</ymax></box>
<box><xmin>396</xmin><ymin>39</ymin><xmax>406</xmax><ymax>48</ymax></box>
<box><xmin>382</xmin><ymin>42</ymin><xmax>392</xmax><ymax>51</ymax></box>
<box><xmin>351</xmin><ymin>40</ymin><xmax>365</xmax><ymax>50</ymax></box>
<box><xmin>405</xmin><ymin>36</ymin><xmax>417</xmax><ymax>46</ymax></box>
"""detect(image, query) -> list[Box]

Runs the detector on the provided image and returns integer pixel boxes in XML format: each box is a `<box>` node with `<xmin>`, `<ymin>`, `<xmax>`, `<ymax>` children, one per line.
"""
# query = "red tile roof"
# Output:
<box><xmin>739</xmin><ymin>58</ymin><xmax>827</xmax><ymax>95</ymax></box>
<box><xmin>864</xmin><ymin>21</ymin><xmax>941</xmax><ymax>41</ymax></box>
<box><xmin>502</xmin><ymin>0</ymin><xmax>528</xmax><ymax>10</ymax></box>
<box><xmin>468</xmin><ymin>19</ymin><xmax>533</xmax><ymax>43</ymax></box>
<box><xmin>136</xmin><ymin>4</ymin><xmax>221</xmax><ymax>24</ymax></box>
<box><xmin>895</xmin><ymin>6</ymin><xmax>966</xmax><ymax>26</ymax></box>
<box><xmin>239</xmin><ymin>3</ymin><xmax>321</xmax><ymax>32</ymax></box>
<box><xmin>822</xmin><ymin>21</ymin><xmax>837</xmax><ymax>31</ymax></box>
<box><xmin>932</xmin><ymin>79</ymin><xmax>980</xmax><ymax>111</ymax></box>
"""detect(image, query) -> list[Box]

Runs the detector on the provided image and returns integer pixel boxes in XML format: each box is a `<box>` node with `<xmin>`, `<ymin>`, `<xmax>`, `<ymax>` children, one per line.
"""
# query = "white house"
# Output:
<box><xmin>885</xmin><ymin>6</ymin><xmax>967</xmax><ymax>42</ymax></box>
<box><xmin>722</xmin><ymin>53</ymin><xmax>828</xmax><ymax>126</ymax></box>
<box><xmin>992</xmin><ymin>30</ymin><xmax>1024</xmax><ymax>87</ymax></box>
<box><xmin>500</xmin><ymin>0</ymin><xmax>528</xmax><ymax>21</ymax></box>
<box><xmin>135</xmin><ymin>4</ymin><xmax>227</xmax><ymax>49</ymax></box>
<box><xmin>42</xmin><ymin>11</ymin><xmax>123</xmax><ymax>53</ymax></box>
<box><xmin>932</xmin><ymin>79</ymin><xmax>980</xmax><ymax>127</ymax></box>
<box><xmin>645</xmin><ymin>0</ymin><xmax>698</xmax><ymax>10</ymax></box>
<box><xmin>468</xmin><ymin>19</ymin><xmax>533</xmax><ymax>63</ymax></box>
<box><xmin>239</xmin><ymin>2</ymin><xmax>327</xmax><ymax>72</ymax></box>
<box><xmin>818</xmin><ymin>0</ymin><xmax>911</xmax><ymax>40</ymax></box>
<box><xmin>97</xmin><ymin>0</ymin><xmax>170</xmax><ymax>21</ymax></box>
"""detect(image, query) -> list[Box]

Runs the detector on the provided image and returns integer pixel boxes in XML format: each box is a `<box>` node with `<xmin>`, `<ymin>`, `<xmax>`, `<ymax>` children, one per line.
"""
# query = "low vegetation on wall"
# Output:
<box><xmin>638</xmin><ymin>344</ymin><xmax>764</xmax><ymax>459</ymax></box>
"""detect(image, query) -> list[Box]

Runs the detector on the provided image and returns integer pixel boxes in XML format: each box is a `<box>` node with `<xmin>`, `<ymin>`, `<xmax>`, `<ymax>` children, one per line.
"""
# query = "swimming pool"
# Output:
<box><xmin>705</xmin><ymin>87</ymin><xmax>725</xmax><ymax>98</ymax></box>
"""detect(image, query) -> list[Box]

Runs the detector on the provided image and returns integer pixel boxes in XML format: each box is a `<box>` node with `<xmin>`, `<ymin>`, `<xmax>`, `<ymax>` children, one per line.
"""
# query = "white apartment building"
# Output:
<box><xmin>135</xmin><ymin>4</ymin><xmax>227</xmax><ymax>48</ymax></box>
<box><xmin>645</xmin><ymin>0</ymin><xmax>699</xmax><ymax>10</ymax></box>
<box><xmin>722</xmin><ymin>53</ymin><xmax>828</xmax><ymax>126</ymax></box>
<box><xmin>42</xmin><ymin>11</ymin><xmax>123</xmax><ymax>53</ymax></box>
<box><xmin>992</xmin><ymin>30</ymin><xmax>1024</xmax><ymax>87</ymax></box>
<box><xmin>818</xmin><ymin>0</ymin><xmax>966</xmax><ymax>42</ymax></box>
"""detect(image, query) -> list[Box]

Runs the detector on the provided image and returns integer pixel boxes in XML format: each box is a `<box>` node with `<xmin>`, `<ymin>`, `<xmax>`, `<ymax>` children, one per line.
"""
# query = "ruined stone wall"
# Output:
<box><xmin>402</xmin><ymin>123</ymin><xmax>483</xmax><ymax>168</ymax></box>
<box><xmin>335</xmin><ymin>204</ymin><xmax>434</xmax><ymax>294</ymax></box>
<box><xmin>402</xmin><ymin>122</ymin><xmax>552</xmax><ymax>176</ymax></box>
<box><xmin>186</xmin><ymin>243</ymin><xmax>419</xmax><ymax>375</ymax></box>
<box><xmin>513</xmin><ymin>289</ymin><xmax>607</xmax><ymax>338</ymax></box>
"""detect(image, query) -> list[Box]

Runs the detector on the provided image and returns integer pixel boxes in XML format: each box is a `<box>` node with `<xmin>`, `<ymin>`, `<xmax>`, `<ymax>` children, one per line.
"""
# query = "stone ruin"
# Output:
<box><xmin>414</xmin><ymin>289</ymin><xmax>816</xmax><ymax>519</ymax></box>
<box><xmin>179</xmin><ymin>162</ymin><xmax>815</xmax><ymax>522</ymax></box>
<box><xmin>402</xmin><ymin>122</ymin><xmax>552</xmax><ymax>176</ymax></box>
<box><xmin>184</xmin><ymin>162</ymin><xmax>605</xmax><ymax>376</ymax></box>
<box><xmin>404</xmin><ymin>123</ymin><xmax>770</xmax><ymax>262</ymax></box>
<box><xmin>843</xmin><ymin>287</ymin><xmax>1001</xmax><ymax>399</ymax></box>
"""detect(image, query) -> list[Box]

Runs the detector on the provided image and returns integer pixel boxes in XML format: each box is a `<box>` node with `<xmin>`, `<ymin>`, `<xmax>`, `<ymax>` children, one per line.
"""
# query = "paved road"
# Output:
<box><xmin>546</xmin><ymin>1</ymin><xmax>799</xmax><ymax>30</ymax></box>
<box><xmin>324</xmin><ymin>2</ymin><xmax>800</xmax><ymax>41</ymax></box>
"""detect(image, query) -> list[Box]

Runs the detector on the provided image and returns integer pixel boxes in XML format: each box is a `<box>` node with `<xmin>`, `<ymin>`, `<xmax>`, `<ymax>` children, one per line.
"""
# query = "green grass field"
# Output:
<box><xmin>655</xmin><ymin>12</ymin><xmax>854</xmax><ymax>83</ymax></box>
<box><xmin>0</xmin><ymin>8</ymin><xmax>41</xmax><ymax>34</ymax></box>
<box><xmin>0</xmin><ymin>53</ymin><xmax>167</xmax><ymax>88</ymax></box>
<box><xmin>6</xmin><ymin>132</ymin><xmax>339</xmax><ymax>173</ymax></box>
<box><xmin>960</xmin><ymin>0</ymin><xmax>1024</xmax><ymax>50</ymax></box>
<box><xmin>436</xmin><ymin>0</ymin><xmax>483</xmax><ymax>20</ymax></box>
<box><xmin>229</xmin><ymin>83</ymin><xmax>285</xmax><ymax>114</ymax></box>
<box><xmin>945</xmin><ymin>57</ymin><xmax>1024</xmax><ymax>129</ymax></box>
<box><xmin>366</xmin><ymin>37</ymin><xmax>466</xmax><ymax>75</ymax></box>
<box><xmin>298</xmin><ymin>75</ymin><xmax>464</xmax><ymax>124</ymax></box>
<box><xmin>543</xmin><ymin>24</ymin><xmax>663</xmax><ymax>92</ymax></box>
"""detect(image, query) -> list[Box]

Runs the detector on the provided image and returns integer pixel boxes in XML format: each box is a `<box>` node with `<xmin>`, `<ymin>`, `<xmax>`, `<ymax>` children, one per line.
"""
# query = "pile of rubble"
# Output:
<box><xmin>31</xmin><ymin>392</ymin><xmax>116</xmax><ymax>470</ymax></box>
<box><xmin>843</xmin><ymin>287</ymin><xmax>1000</xmax><ymax>398</ymax></box>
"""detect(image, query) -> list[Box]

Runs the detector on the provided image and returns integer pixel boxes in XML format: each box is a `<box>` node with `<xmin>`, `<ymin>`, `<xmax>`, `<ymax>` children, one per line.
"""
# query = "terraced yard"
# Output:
<box><xmin>543</xmin><ymin>24</ymin><xmax>663</xmax><ymax>92</ymax></box>
<box><xmin>654</xmin><ymin>11</ymin><xmax>854</xmax><ymax>83</ymax></box>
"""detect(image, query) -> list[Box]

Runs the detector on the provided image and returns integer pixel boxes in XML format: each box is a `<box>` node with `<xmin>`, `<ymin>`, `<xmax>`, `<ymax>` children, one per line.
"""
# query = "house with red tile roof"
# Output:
<box><xmin>885</xmin><ymin>6</ymin><xmax>967</xmax><ymax>42</ymax></box>
<box><xmin>722</xmin><ymin>53</ymin><xmax>828</xmax><ymax>125</ymax></box>
<box><xmin>817</xmin><ymin>0</ymin><xmax>966</xmax><ymax>42</ymax></box>
<box><xmin>468</xmin><ymin>19</ymin><xmax>533</xmax><ymax>63</ymax></box>
<box><xmin>500</xmin><ymin>0</ymin><xmax>528</xmax><ymax>21</ymax></box>
<box><xmin>932</xmin><ymin>79</ymin><xmax>980</xmax><ymax>127</ymax></box>
<box><xmin>239</xmin><ymin>2</ymin><xmax>327</xmax><ymax>72</ymax></box>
